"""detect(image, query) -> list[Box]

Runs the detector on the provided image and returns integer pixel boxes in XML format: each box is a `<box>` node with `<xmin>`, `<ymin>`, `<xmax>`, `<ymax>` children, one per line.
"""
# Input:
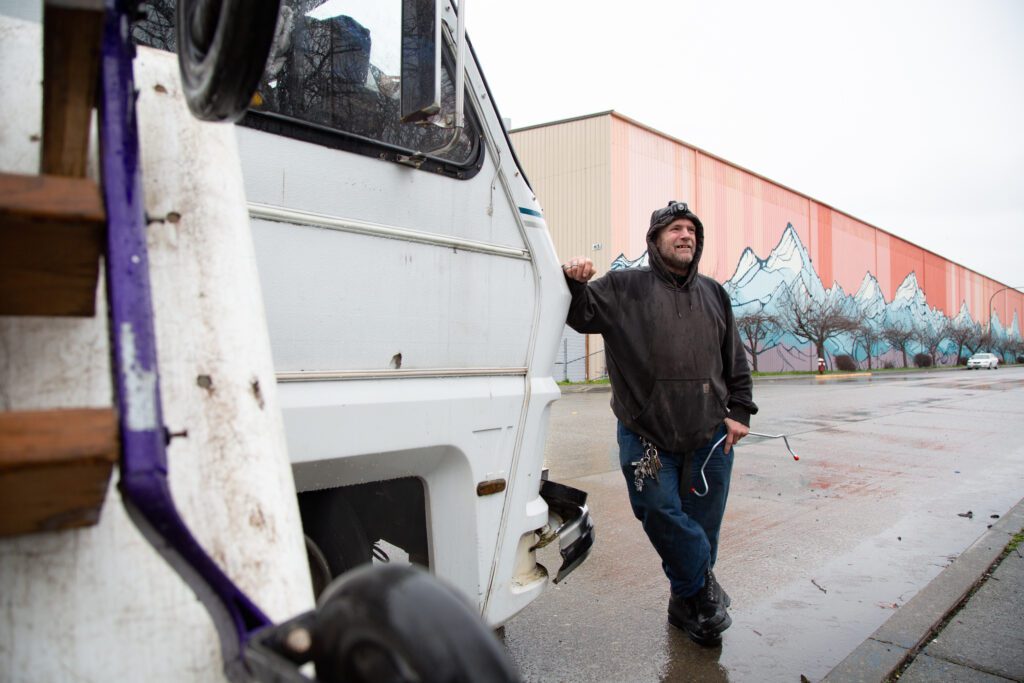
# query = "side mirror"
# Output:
<box><xmin>400</xmin><ymin>0</ymin><xmax>442</xmax><ymax>123</ymax></box>
<box><xmin>401</xmin><ymin>0</ymin><xmax>466</xmax><ymax>132</ymax></box>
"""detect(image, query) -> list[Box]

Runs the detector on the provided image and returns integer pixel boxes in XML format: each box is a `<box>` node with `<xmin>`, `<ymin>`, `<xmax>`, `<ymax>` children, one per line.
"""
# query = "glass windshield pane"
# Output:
<box><xmin>133</xmin><ymin>0</ymin><xmax>479</xmax><ymax>166</ymax></box>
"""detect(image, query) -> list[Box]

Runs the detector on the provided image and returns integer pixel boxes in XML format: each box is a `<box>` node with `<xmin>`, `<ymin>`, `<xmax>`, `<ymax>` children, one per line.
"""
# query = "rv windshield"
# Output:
<box><xmin>133</xmin><ymin>0</ymin><xmax>479</xmax><ymax>167</ymax></box>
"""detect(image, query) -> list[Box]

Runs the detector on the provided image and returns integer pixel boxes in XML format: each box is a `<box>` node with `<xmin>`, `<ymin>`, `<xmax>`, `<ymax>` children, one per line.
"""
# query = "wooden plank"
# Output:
<box><xmin>0</xmin><ymin>408</ymin><xmax>119</xmax><ymax>537</ymax></box>
<box><xmin>0</xmin><ymin>172</ymin><xmax>105</xmax><ymax>316</ymax></box>
<box><xmin>42</xmin><ymin>5</ymin><xmax>103</xmax><ymax>177</ymax></box>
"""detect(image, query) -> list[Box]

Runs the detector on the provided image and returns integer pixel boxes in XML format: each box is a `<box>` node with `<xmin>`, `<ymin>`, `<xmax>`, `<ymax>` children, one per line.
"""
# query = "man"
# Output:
<box><xmin>562</xmin><ymin>201</ymin><xmax>757</xmax><ymax>646</ymax></box>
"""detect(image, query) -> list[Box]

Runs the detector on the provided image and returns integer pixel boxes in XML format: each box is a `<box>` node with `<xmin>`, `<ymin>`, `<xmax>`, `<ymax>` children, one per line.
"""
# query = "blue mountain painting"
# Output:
<box><xmin>611</xmin><ymin>224</ymin><xmax>1021</xmax><ymax>370</ymax></box>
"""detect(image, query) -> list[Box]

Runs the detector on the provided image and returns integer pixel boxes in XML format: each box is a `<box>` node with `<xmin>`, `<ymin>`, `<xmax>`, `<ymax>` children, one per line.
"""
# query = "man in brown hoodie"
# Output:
<box><xmin>562</xmin><ymin>201</ymin><xmax>757</xmax><ymax>646</ymax></box>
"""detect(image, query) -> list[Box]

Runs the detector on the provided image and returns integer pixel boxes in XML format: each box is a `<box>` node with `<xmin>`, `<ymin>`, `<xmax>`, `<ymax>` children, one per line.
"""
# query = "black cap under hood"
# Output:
<box><xmin>645</xmin><ymin>201</ymin><xmax>704</xmax><ymax>287</ymax></box>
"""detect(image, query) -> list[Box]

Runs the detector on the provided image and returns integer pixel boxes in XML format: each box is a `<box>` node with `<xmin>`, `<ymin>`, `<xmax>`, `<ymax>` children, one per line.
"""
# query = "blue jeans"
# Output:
<box><xmin>617</xmin><ymin>421</ymin><xmax>733</xmax><ymax>598</ymax></box>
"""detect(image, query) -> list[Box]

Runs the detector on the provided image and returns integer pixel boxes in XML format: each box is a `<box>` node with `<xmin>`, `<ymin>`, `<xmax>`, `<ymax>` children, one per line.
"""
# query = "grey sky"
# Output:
<box><xmin>469</xmin><ymin>0</ymin><xmax>1023</xmax><ymax>288</ymax></box>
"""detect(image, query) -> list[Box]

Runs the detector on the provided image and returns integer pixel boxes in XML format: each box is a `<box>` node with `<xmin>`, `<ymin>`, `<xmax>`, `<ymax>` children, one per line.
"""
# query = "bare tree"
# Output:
<box><xmin>975</xmin><ymin>329</ymin><xmax>994</xmax><ymax>355</ymax></box>
<box><xmin>735</xmin><ymin>311</ymin><xmax>781</xmax><ymax>372</ymax></box>
<box><xmin>133</xmin><ymin>1</ymin><xmax>176</xmax><ymax>50</ymax></box>
<box><xmin>882</xmin><ymin>321</ymin><xmax>914</xmax><ymax>368</ymax></box>
<box><xmin>853</xmin><ymin>322</ymin><xmax>883</xmax><ymax>370</ymax></box>
<box><xmin>990</xmin><ymin>333</ymin><xmax>1013</xmax><ymax>363</ymax></box>
<box><xmin>1007</xmin><ymin>338</ymin><xmax>1024</xmax><ymax>364</ymax></box>
<box><xmin>915</xmin><ymin>322</ymin><xmax>948</xmax><ymax>367</ymax></box>
<box><xmin>776</xmin><ymin>286</ymin><xmax>858</xmax><ymax>367</ymax></box>
<box><xmin>946</xmin><ymin>320</ymin><xmax>980</xmax><ymax>365</ymax></box>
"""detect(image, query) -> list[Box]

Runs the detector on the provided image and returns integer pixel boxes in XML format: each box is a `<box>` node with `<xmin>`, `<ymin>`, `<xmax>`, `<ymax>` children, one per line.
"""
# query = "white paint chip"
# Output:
<box><xmin>119</xmin><ymin>322</ymin><xmax>159</xmax><ymax>431</ymax></box>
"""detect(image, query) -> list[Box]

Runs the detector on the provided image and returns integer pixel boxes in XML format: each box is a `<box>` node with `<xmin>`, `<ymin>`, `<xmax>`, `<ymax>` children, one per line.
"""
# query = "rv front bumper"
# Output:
<box><xmin>533</xmin><ymin>479</ymin><xmax>594</xmax><ymax>583</ymax></box>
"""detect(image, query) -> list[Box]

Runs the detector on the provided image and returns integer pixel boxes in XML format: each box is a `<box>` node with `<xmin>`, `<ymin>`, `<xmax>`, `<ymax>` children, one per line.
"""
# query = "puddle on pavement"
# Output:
<box><xmin>708</xmin><ymin>505</ymin><xmax>1013</xmax><ymax>682</ymax></box>
<box><xmin>658</xmin><ymin>635</ymin><xmax>730</xmax><ymax>682</ymax></box>
<box><xmin>925</xmin><ymin>379</ymin><xmax>1024</xmax><ymax>390</ymax></box>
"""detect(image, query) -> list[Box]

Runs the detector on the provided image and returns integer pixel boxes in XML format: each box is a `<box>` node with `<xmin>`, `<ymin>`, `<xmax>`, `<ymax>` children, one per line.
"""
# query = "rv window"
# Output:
<box><xmin>133</xmin><ymin>1</ymin><xmax>482</xmax><ymax>175</ymax></box>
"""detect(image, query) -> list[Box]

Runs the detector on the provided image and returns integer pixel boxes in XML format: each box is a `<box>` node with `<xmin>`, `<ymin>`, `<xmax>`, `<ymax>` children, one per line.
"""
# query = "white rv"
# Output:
<box><xmin>0</xmin><ymin>1</ymin><xmax>591</xmax><ymax>680</ymax></box>
<box><xmin>245</xmin><ymin>0</ymin><xmax>594</xmax><ymax>623</ymax></box>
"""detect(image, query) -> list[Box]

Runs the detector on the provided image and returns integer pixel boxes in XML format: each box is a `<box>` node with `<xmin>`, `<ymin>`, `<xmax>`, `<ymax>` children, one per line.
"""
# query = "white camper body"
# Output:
<box><xmin>1</xmin><ymin>2</ymin><xmax>588</xmax><ymax>679</ymax></box>
<box><xmin>235</xmin><ymin>1</ymin><xmax>576</xmax><ymax>624</ymax></box>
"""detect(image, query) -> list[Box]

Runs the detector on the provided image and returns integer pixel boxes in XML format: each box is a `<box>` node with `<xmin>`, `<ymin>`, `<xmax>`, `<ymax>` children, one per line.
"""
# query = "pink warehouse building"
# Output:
<box><xmin>511</xmin><ymin>111</ymin><xmax>1022</xmax><ymax>378</ymax></box>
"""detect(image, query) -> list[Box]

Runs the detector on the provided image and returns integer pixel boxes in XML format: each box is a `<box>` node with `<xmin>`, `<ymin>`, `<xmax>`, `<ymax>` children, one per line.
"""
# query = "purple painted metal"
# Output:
<box><xmin>98</xmin><ymin>0</ymin><xmax>270</xmax><ymax>676</ymax></box>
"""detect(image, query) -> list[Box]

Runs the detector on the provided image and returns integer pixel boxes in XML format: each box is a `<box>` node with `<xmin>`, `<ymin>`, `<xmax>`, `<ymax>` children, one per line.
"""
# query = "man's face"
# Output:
<box><xmin>656</xmin><ymin>218</ymin><xmax>697</xmax><ymax>275</ymax></box>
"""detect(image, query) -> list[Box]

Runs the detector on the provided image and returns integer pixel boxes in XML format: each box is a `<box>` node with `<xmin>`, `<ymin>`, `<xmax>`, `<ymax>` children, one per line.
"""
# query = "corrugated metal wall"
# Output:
<box><xmin>611</xmin><ymin>119</ymin><xmax>697</xmax><ymax>263</ymax></box>
<box><xmin>693</xmin><ymin>149</ymin><xmax>813</xmax><ymax>284</ymax></box>
<box><xmin>512</xmin><ymin>115</ymin><xmax>613</xmax><ymax>378</ymax></box>
<box><xmin>511</xmin><ymin>112</ymin><xmax>1022</xmax><ymax>374</ymax></box>
<box><xmin>510</xmin><ymin>115</ymin><xmax>613</xmax><ymax>272</ymax></box>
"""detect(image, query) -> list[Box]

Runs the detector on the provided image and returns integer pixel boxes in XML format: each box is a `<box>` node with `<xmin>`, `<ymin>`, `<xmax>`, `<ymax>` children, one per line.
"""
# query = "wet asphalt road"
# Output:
<box><xmin>503</xmin><ymin>367</ymin><xmax>1024</xmax><ymax>682</ymax></box>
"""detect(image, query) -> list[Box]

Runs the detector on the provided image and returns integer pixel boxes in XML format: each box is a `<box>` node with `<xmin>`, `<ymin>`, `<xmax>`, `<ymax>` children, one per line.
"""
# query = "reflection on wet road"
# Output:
<box><xmin>503</xmin><ymin>367</ymin><xmax>1024</xmax><ymax>682</ymax></box>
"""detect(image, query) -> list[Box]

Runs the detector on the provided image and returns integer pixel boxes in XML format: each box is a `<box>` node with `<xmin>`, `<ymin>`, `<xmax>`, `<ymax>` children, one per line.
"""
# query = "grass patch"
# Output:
<box><xmin>1008</xmin><ymin>529</ymin><xmax>1024</xmax><ymax>554</ymax></box>
<box><xmin>869</xmin><ymin>365</ymin><xmax>958</xmax><ymax>373</ymax></box>
<box><xmin>559</xmin><ymin>362</ymin><xmax>1019</xmax><ymax>386</ymax></box>
<box><xmin>557</xmin><ymin>377</ymin><xmax>610</xmax><ymax>386</ymax></box>
<box><xmin>753</xmin><ymin>365</ymin><xmax>969</xmax><ymax>377</ymax></box>
<box><xmin>751</xmin><ymin>370</ymin><xmax>817</xmax><ymax>377</ymax></box>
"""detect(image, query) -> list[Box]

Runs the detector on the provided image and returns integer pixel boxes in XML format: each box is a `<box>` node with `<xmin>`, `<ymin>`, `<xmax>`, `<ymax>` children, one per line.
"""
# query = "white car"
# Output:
<box><xmin>967</xmin><ymin>353</ymin><xmax>1000</xmax><ymax>369</ymax></box>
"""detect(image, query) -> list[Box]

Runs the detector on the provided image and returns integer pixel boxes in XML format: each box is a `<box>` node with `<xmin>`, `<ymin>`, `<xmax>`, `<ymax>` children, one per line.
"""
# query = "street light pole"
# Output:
<box><xmin>986</xmin><ymin>285</ymin><xmax>1024</xmax><ymax>349</ymax></box>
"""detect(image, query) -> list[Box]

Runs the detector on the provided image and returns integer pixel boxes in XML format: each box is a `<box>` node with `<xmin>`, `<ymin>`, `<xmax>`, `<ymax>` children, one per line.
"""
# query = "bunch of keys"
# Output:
<box><xmin>631</xmin><ymin>437</ymin><xmax>662</xmax><ymax>492</ymax></box>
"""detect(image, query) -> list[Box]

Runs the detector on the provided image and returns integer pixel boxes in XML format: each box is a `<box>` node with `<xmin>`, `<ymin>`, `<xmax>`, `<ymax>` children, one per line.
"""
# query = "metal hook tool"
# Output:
<box><xmin>748</xmin><ymin>431</ymin><xmax>801</xmax><ymax>462</ymax></box>
<box><xmin>691</xmin><ymin>431</ymin><xmax>801</xmax><ymax>497</ymax></box>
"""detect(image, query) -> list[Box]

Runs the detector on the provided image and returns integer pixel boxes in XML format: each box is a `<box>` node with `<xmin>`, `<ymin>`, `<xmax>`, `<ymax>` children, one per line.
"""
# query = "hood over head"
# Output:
<box><xmin>646</xmin><ymin>201</ymin><xmax>704</xmax><ymax>286</ymax></box>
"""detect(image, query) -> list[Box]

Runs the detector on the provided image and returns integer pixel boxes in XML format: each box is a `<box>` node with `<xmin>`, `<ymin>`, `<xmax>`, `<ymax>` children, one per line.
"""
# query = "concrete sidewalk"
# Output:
<box><xmin>823</xmin><ymin>498</ymin><xmax>1024</xmax><ymax>682</ymax></box>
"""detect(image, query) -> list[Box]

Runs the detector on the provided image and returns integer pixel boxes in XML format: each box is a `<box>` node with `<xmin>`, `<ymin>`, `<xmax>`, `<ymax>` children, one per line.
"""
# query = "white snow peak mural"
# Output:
<box><xmin>611</xmin><ymin>224</ymin><xmax>1022</xmax><ymax>371</ymax></box>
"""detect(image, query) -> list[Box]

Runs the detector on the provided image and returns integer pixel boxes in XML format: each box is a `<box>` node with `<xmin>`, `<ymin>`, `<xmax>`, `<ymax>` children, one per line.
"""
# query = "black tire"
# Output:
<box><xmin>312</xmin><ymin>565</ymin><xmax>520</xmax><ymax>683</ymax></box>
<box><xmin>299</xmin><ymin>492</ymin><xmax>373</xmax><ymax>597</ymax></box>
<box><xmin>176</xmin><ymin>0</ymin><xmax>282</xmax><ymax>121</ymax></box>
<box><xmin>304</xmin><ymin>534</ymin><xmax>334</xmax><ymax>598</ymax></box>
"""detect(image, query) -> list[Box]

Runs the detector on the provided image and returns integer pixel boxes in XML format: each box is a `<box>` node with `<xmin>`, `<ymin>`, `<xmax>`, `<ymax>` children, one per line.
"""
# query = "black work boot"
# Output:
<box><xmin>707</xmin><ymin>569</ymin><xmax>731</xmax><ymax>608</ymax></box>
<box><xmin>668</xmin><ymin>571</ymin><xmax>732</xmax><ymax>646</ymax></box>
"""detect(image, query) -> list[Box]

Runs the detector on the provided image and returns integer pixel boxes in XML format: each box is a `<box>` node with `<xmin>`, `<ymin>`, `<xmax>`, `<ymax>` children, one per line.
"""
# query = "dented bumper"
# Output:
<box><xmin>533</xmin><ymin>479</ymin><xmax>595</xmax><ymax>583</ymax></box>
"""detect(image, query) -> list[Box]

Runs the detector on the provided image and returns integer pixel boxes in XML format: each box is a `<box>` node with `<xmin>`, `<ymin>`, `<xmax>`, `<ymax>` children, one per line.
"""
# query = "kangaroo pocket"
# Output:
<box><xmin>631</xmin><ymin>379</ymin><xmax>726</xmax><ymax>451</ymax></box>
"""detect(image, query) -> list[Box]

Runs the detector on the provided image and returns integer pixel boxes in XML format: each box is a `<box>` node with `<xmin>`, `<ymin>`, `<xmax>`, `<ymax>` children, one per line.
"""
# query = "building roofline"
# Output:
<box><xmin>510</xmin><ymin>110</ymin><xmax>1018</xmax><ymax>293</ymax></box>
<box><xmin>508</xmin><ymin>111</ymin><xmax>615</xmax><ymax>134</ymax></box>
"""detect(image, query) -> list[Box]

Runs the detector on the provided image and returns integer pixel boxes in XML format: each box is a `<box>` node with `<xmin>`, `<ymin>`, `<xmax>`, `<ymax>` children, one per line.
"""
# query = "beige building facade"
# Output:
<box><xmin>512</xmin><ymin>111</ymin><xmax>1023</xmax><ymax>379</ymax></box>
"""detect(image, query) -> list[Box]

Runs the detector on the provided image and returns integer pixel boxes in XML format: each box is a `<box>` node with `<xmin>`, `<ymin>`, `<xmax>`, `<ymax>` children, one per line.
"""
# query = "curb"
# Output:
<box><xmin>821</xmin><ymin>496</ymin><xmax>1024</xmax><ymax>683</ymax></box>
<box><xmin>558</xmin><ymin>383</ymin><xmax>612</xmax><ymax>394</ymax></box>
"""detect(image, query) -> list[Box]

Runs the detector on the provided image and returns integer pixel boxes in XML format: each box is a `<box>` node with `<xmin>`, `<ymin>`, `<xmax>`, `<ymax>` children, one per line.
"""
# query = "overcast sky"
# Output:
<box><xmin>468</xmin><ymin>0</ymin><xmax>1023</xmax><ymax>289</ymax></box>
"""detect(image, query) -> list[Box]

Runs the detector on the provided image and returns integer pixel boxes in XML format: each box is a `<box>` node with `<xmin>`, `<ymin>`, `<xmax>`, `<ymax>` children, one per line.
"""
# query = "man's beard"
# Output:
<box><xmin>658</xmin><ymin>244</ymin><xmax>693</xmax><ymax>275</ymax></box>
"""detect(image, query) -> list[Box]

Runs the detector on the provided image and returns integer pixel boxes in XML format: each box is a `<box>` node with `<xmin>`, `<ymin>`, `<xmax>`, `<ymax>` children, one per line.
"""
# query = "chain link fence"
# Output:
<box><xmin>550</xmin><ymin>326</ymin><xmax>608</xmax><ymax>382</ymax></box>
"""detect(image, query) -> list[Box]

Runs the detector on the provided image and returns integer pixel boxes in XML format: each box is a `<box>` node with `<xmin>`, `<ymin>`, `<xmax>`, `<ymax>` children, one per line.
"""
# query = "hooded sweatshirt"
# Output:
<box><xmin>565</xmin><ymin>204</ymin><xmax>757</xmax><ymax>452</ymax></box>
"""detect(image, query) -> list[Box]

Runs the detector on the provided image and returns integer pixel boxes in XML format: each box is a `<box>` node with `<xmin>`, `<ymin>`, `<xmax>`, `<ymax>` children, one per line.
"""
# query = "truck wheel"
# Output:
<box><xmin>176</xmin><ymin>0</ymin><xmax>282</xmax><ymax>121</ymax></box>
<box><xmin>299</xmin><ymin>493</ymin><xmax>373</xmax><ymax>597</ymax></box>
<box><xmin>312</xmin><ymin>565</ymin><xmax>519</xmax><ymax>683</ymax></box>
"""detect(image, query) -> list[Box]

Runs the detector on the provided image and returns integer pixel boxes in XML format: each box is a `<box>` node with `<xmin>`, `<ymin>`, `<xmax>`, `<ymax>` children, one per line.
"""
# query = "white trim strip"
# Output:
<box><xmin>277</xmin><ymin>367</ymin><xmax>529</xmax><ymax>382</ymax></box>
<box><xmin>249</xmin><ymin>202</ymin><xmax>531</xmax><ymax>261</ymax></box>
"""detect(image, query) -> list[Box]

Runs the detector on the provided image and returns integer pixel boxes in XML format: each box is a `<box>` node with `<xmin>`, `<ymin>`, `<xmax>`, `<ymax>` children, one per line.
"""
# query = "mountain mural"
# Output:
<box><xmin>611</xmin><ymin>223</ymin><xmax>1022</xmax><ymax>370</ymax></box>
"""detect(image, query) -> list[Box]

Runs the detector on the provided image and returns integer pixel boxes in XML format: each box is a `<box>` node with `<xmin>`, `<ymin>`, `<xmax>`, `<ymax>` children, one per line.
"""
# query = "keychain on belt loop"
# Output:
<box><xmin>691</xmin><ymin>431</ymin><xmax>801</xmax><ymax>497</ymax></box>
